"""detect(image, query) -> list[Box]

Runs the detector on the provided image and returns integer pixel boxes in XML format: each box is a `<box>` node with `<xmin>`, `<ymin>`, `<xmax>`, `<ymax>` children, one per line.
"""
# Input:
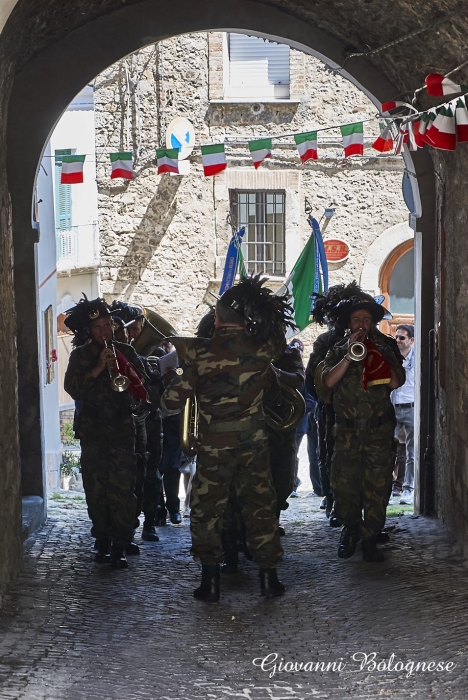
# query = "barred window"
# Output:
<box><xmin>231</xmin><ymin>191</ymin><xmax>285</xmax><ymax>276</ymax></box>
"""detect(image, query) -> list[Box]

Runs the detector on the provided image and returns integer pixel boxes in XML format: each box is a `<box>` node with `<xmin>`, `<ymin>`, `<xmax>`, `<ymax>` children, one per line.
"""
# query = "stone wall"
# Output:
<box><xmin>94</xmin><ymin>33</ymin><xmax>408</xmax><ymax>349</ymax></box>
<box><xmin>0</xmin><ymin>68</ymin><xmax>22</xmax><ymax>602</ymax></box>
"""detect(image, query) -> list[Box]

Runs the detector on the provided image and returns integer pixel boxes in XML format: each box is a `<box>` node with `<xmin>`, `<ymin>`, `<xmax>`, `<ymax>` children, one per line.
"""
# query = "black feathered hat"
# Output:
<box><xmin>64</xmin><ymin>295</ymin><xmax>112</xmax><ymax>347</ymax></box>
<box><xmin>332</xmin><ymin>295</ymin><xmax>390</xmax><ymax>325</ymax></box>
<box><xmin>109</xmin><ymin>300</ymin><xmax>144</xmax><ymax>327</ymax></box>
<box><xmin>196</xmin><ymin>307</ymin><xmax>216</xmax><ymax>339</ymax></box>
<box><xmin>312</xmin><ymin>281</ymin><xmax>362</xmax><ymax>326</ymax></box>
<box><xmin>217</xmin><ymin>274</ymin><xmax>294</xmax><ymax>346</ymax></box>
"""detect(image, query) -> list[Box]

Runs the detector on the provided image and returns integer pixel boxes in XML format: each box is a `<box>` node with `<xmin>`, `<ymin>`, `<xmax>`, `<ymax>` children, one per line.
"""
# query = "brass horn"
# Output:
<box><xmin>346</xmin><ymin>341</ymin><xmax>368</xmax><ymax>362</ymax></box>
<box><xmin>132</xmin><ymin>307</ymin><xmax>179</xmax><ymax>357</ymax></box>
<box><xmin>264</xmin><ymin>377</ymin><xmax>306</xmax><ymax>432</ymax></box>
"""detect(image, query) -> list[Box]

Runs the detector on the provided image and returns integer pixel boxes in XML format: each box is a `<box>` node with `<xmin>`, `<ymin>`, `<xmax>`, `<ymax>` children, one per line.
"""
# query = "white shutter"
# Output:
<box><xmin>227</xmin><ymin>33</ymin><xmax>290</xmax><ymax>99</ymax></box>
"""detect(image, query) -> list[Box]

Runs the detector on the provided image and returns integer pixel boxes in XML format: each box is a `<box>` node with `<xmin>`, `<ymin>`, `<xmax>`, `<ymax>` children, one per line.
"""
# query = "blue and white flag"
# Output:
<box><xmin>219</xmin><ymin>228</ymin><xmax>246</xmax><ymax>295</ymax></box>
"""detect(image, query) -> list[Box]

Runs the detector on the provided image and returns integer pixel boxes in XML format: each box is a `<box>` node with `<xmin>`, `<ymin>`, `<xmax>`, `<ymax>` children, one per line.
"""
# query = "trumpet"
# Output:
<box><xmin>104</xmin><ymin>340</ymin><xmax>130</xmax><ymax>392</ymax></box>
<box><xmin>346</xmin><ymin>327</ymin><xmax>368</xmax><ymax>362</ymax></box>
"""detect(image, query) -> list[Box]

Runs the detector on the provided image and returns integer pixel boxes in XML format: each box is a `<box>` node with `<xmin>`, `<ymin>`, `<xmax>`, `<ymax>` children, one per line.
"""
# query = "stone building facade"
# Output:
<box><xmin>94</xmin><ymin>32</ymin><xmax>410</xmax><ymax>345</ymax></box>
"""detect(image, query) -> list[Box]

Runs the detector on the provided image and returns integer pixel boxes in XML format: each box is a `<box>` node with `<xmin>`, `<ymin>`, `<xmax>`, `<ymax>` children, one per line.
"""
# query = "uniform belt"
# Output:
<box><xmin>200</xmin><ymin>417</ymin><xmax>265</xmax><ymax>434</ymax></box>
<box><xmin>335</xmin><ymin>413</ymin><xmax>392</xmax><ymax>431</ymax></box>
<box><xmin>395</xmin><ymin>402</ymin><xmax>414</xmax><ymax>408</ymax></box>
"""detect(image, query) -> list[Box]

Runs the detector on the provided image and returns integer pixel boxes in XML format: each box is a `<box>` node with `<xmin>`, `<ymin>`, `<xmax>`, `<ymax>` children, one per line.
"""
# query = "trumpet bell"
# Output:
<box><xmin>347</xmin><ymin>341</ymin><xmax>368</xmax><ymax>362</ymax></box>
<box><xmin>111</xmin><ymin>375</ymin><xmax>131</xmax><ymax>392</ymax></box>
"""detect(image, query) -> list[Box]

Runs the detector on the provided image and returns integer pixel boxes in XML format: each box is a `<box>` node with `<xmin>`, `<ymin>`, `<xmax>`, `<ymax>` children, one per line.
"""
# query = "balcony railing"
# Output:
<box><xmin>56</xmin><ymin>224</ymin><xmax>99</xmax><ymax>271</ymax></box>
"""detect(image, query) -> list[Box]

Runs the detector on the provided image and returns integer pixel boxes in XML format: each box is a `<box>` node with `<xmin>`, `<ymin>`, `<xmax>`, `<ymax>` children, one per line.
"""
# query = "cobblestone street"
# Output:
<box><xmin>0</xmin><ymin>440</ymin><xmax>468</xmax><ymax>700</ymax></box>
<box><xmin>1</xmin><ymin>453</ymin><xmax>468</xmax><ymax>700</ymax></box>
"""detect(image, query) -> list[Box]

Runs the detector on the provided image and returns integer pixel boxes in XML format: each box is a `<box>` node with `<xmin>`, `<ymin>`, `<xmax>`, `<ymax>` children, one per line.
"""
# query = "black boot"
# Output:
<box><xmin>142</xmin><ymin>524</ymin><xmax>160</xmax><ymax>542</ymax></box>
<box><xmin>110</xmin><ymin>543</ymin><xmax>129</xmax><ymax>569</ymax></box>
<box><xmin>259</xmin><ymin>568</ymin><xmax>285</xmax><ymax>598</ymax></box>
<box><xmin>125</xmin><ymin>541</ymin><xmax>140</xmax><ymax>555</ymax></box>
<box><xmin>362</xmin><ymin>536</ymin><xmax>385</xmax><ymax>562</ymax></box>
<box><xmin>94</xmin><ymin>537</ymin><xmax>111</xmax><ymax>563</ymax></box>
<box><xmin>194</xmin><ymin>565</ymin><xmax>220</xmax><ymax>602</ymax></box>
<box><xmin>337</xmin><ymin>525</ymin><xmax>358</xmax><ymax>559</ymax></box>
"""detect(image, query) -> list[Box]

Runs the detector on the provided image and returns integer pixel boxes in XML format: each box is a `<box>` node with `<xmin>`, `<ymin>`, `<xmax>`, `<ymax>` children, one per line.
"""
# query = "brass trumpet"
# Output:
<box><xmin>346</xmin><ymin>341</ymin><xmax>368</xmax><ymax>362</ymax></box>
<box><xmin>104</xmin><ymin>340</ymin><xmax>130</xmax><ymax>392</ymax></box>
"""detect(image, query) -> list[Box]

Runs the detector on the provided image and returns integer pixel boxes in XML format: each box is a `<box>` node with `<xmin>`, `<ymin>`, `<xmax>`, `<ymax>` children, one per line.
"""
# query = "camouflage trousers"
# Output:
<box><xmin>190</xmin><ymin>430</ymin><xmax>283</xmax><ymax>567</ymax></box>
<box><xmin>267</xmin><ymin>428</ymin><xmax>296</xmax><ymax>516</ymax></box>
<box><xmin>330</xmin><ymin>422</ymin><xmax>394</xmax><ymax>540</ymax></box>
<box><xmin>80</xmin><ymin>439</ymin><xmax>137</xmax><ymax>545</ymax></box>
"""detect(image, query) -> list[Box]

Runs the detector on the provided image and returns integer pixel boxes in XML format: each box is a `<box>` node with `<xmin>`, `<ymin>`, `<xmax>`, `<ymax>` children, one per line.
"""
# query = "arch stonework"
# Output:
<box><xmin>360</xmin><ymin>222</ymin><xmax>414</xmax><ymax>296</ymax></box>
<box><xmin>4</xmin><ymin>0</ymin><xmax>468</xmax><ymax>591</ymax></box>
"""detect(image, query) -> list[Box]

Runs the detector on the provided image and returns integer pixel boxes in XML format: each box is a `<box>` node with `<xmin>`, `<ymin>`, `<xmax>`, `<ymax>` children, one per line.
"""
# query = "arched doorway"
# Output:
<box><xmin>379</xmin><ymin>240</ymin><xmax>415</xmax><ymax>336</ymax></box>
<box><xmin>0</xmin><ymin>0</ymin><xmax>437</xmax><ymax>594</ymax></box>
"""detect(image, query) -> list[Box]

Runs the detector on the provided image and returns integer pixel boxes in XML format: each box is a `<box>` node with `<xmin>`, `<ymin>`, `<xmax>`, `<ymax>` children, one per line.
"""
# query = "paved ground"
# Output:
<box><xmin>1</xmin><ymin>451</ymin><xmax>467</xmax><ymax>700</ymax></box>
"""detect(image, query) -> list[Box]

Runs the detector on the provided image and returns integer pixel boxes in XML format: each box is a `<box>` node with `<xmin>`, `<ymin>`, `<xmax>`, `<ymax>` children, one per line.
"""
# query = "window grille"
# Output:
<box><xmin>231</xmin><ymin>190</ymin><xmax>285</xmax><ymax>276</ymax></box>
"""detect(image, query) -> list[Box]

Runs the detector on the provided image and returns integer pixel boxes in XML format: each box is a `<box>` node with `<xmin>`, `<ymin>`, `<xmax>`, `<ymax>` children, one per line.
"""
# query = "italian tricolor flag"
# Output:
<box><xmin>294</xmin><ymin>132</ymin><xmax>318</xmax><ymax>163</ymax></box>
<box><xmin>425</xmin><ymin>73</ymin><xmax>468</xmax><ymax>97</ymax></box>
<box><xmin>372</xmin><ymin>124</ymin><xmax>393</xmax><ymax>153</ymax></box>
<box><xmin>380</xmin><ymin>100</ymin><xmax>406</xmax><ymax>113</ymax></box>
<box><xmin>248</xmin><ymin>138</ymin><xmax>272</xmax><ymax>169</ymax></box>
<box><xmin>278</xmin><ymin>232</ymin><xmax>321</xmax><ymax>334</ymax></box>
<box><xmin>110</xmin><ymin>152</ymin><xmax>134</xmax><ymax>180</ymax></box>
<box><xmin>340</xmin><ymin>123</ymin><xmax>364</xmax><ymax>157</ymax></box>
<box><xmin>156</xmin><ymin>148</ymin><xmax>179</xmax><ymax>175</ymax></box>
<box><xmin>201</xmin><ymin>143</ymin><xmax>227</xmax><ymax>176</ymax></box>
<box><xmin>426</xmin><ymin>105</ymin><xmax>456</xmax><ymax>151</ymax></box>
<box><xmin>60</xmin><ymin>155</ymin><xmax>86</xmax><ymax>184</ymax></box>
<box><xmin>456</xmin><ymin>97</ymin><xmax>468</xmax><ymax>143</ymax></box>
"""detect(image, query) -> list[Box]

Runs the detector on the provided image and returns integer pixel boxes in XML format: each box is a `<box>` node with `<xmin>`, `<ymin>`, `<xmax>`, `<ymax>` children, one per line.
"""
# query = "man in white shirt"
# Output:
<box><xmin>391</xmin><ymin>325</ymin><xmax>415</xmax><ymax>505</ymax></box>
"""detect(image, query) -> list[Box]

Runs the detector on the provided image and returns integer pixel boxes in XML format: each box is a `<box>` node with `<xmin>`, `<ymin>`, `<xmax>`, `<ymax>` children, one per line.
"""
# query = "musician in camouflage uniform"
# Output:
<box><xmin>161</xmin><ymin>276</ymin><xmax>293</xmax><ymax>601</ymax></box>
<box><xmin>64</xmin><ymin>297</ymin><xmax>149</xmax><ymax>569</ymax></box>
<box><xmin>267</xmin><ymin>342</ymin><xmax>305</xmax><ymax>532</ymax></box>
<box><xmin>322</xmin><ymin>295</ymin><xmax>405</xmax><ymax>562</ymax></box>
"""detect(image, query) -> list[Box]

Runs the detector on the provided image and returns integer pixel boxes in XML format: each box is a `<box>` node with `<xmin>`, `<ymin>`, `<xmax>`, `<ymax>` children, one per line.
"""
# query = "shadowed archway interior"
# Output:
<box><xmin>2</xmin><ymin>0</ymin><xmax>467</xmax><ymax>593</ymax></box>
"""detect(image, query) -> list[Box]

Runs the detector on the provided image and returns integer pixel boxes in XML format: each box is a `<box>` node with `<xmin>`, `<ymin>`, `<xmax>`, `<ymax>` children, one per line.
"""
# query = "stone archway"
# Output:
<box><xmin>1</xmin><ymin>0</ymin><xmax>447</xmax><ymax>591</ymax></box>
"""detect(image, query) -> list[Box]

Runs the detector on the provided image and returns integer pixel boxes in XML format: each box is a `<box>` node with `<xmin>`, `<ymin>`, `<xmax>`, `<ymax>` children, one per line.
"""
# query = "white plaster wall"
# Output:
<box><xmin>36</xmin><ymin>142</ymin><xmax>62</xmax><ymax>491</ymax></box>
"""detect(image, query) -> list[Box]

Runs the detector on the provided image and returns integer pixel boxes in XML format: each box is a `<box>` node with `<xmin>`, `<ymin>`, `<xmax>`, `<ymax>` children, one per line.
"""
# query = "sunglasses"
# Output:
<box><xmin>395</xmin><ymin>335</ymin><xmax>409</xmax><ymax>340</ymax></box>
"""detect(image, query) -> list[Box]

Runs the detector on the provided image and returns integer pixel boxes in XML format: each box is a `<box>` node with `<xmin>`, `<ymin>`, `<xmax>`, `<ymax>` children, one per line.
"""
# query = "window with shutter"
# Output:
<box><xmin>226</xmin><ymin>33</ymin><xmax>290</xmax><ymax>99</ymax></box>
<box><xmin>54</xmin><ymin>149</ymin><xmax>72</xmax><ymax>232</ymax></box>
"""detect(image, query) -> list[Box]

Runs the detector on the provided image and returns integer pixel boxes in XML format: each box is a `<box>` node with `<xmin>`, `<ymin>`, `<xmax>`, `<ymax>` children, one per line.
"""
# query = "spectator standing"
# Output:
<box><xmin>391</xmin><ymin>324</ymin><xmax>415</xmax><ymax>505</ymax></box>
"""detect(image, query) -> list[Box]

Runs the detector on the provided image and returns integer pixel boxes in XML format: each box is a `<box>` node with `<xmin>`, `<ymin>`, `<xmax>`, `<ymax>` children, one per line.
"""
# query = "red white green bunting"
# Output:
<box><xmin>110</xmin><ymin>152</ymin><xmax>134</xmax><ymax>180</ymax></box>
<box><xmin>381</xmin><ymin>101</ymin><xmax>406</xmax><ymax>113</ymax></box>
<box><xmin>248</xmin><ymin>138</ymin><xmax>272</xmax><ymax>169</ymax></box>
<box><xmin>426</xmin><ymin>105</ymin><xmax>456</xmax><ymax>151</ymax></box>
<box><xmin>455</xmin><ymin>97</ymin><xmax>468</xmax><ymax>143</ymax></box>
<box><xmin>201</xmin><ymin>143</ymin><xmax>227</xmax><ymax>176</ymax></box>
<box><xmin>340</xmin><ymin>123</ymin><xmax>364</xmax><ymax>157</ymax></box>
<box><xmin>294</xmin><ymin>132</ymin><xmax>318</xmax><ymax>163</ymax></box>
<box><xmin>372</xmin><ymin>124</ymin><xmax>393</xmax><ymax>153</ymax></box>
<box><xmin>425</xmin><ymin>73</ymin><xmax>468</xmax><ymax>97</ymax></box>
<box><xmin>156</xmin><ymin>148</ymin><xmax>179</xmax><ymax>175</ymax></box>
<box><xmin>60</xmin><ymin>155</ymin><xmax>86</xmax><ymax>184</ymax></box>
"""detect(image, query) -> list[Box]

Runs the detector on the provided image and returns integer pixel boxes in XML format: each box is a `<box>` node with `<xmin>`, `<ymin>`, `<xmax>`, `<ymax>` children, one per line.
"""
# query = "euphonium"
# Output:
<box><xmin>264</xmin><ymin>375</ymin><xmax>306</xmax><ymax>432</ymax></box>
<box><xmin>132</xmin><ymin>307</ymin><xmax>179</xmax><ymax>357</ymax></box>
<box><xmin>104</xmin><ymin>340</ymin><xmax>130</xmax><ymax>392</ymax></box>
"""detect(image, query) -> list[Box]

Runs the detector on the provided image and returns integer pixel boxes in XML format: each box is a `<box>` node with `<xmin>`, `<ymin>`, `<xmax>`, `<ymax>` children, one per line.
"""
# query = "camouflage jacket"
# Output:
<box><xmin>64</xmin><ymin>340</ymin><xmax>148</xmax><ymax>443</ymax></box>
<box><xmin>323</xmin><ymin>336</ymin><xmax>405</xmax><ymax>421</ymax></box>
<box><xmin>160</xmin><ymin>327</ymin><xmax>277</xmax><ymax>432</ymax></box>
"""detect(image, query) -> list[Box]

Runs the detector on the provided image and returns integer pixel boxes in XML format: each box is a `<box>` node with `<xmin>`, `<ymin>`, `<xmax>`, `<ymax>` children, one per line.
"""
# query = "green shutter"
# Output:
<box><xmin>55</xmin><ymin>149</ymin><xmax>72</xmax><ymax>231</ymax></box>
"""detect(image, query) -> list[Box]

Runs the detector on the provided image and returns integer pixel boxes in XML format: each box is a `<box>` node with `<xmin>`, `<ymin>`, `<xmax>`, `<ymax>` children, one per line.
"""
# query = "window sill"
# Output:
<box><xmin>210</xmin><ymin>98</ymin><xmax>302</xmax><ymax>105</ymax></box>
